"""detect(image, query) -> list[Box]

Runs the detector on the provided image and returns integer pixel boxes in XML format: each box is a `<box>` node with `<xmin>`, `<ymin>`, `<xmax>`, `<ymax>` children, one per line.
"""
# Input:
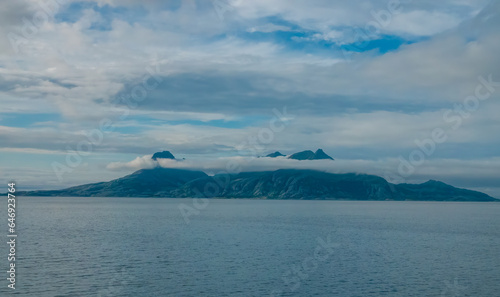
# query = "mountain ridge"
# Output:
<box><xmin>16</xmin><ymin>167</ymin><xmax>498</xmax><ymax>201</ymax></box>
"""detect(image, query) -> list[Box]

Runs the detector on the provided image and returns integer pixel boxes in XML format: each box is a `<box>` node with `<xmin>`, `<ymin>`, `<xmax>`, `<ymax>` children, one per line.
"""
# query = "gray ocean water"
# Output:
<box><xmin>1</xmin><ymin>197</ymin><xmax>499</xmax><ymax>296</ymax></box>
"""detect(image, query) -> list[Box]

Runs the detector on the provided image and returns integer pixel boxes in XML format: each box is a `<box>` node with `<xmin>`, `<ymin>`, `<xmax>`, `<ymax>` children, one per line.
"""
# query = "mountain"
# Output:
<box><xmin>152</xmin><ymin>151</ymin><xmax>175</xmax><ymax>160</ymax></box>
<box><xmin>18</xmin><ymin>168</ymin><xmax>497</xmax><ymax>201</ymax></box>
<box><xmin>266</xmin><ymin>151</ymin><xmax>286</xmax><ymax>158</ymax></box>
<box><xmin>394</xmin><ymin>180</ymin><xmax>494</xmax><ymax>202</ymax></box>
<box><xmin>287</xmin><ymin>150</ymin><xmax>315</xmax><ymax>160</ymax></box>
<box><xmin>23</xmin><ymin>168</ymin><xmax>207</xmax><ymax>197</ymax></box>
<box><xmin>288</xmin><ymin>149</ymin><xmax>334</xmax><ymax>160</ymax></box>
<box><xmin>173</xmin><ymin>169</ymin><xmax>392</xmax><ymax>200</ymax></box>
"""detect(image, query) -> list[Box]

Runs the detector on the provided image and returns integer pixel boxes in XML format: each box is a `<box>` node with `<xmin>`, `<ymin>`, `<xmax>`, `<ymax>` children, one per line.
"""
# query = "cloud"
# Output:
<box><xmin>232</xmin><ymin>0</ymin><xmax>488</xmax><ymax>37</ymax></box>
<box><xmin>247</xmin><ymin>23</ymin><xmax>293</xmax><ymax>33</ymax></box>
<box><xmin>107</xmin><ymin>154</ymin><xmax>157</xmax><ymax>170</ymax></box>
<box><xmin>388</xmin><ymin>10</ymin><xmax>462</xmax><ymax>36</ymax></box>
<box><xmin>2</xmin><ymin>0</ymin><xmax>498</xmax><ymax>121</ymax></box>
<box><xmin>0</xmin><ymin>0</ymin><xmax>41</xmax><ymax>54</ymax></box>
<box><xmin>292</xmin><ymin>31</ymin><xmax>344</xmax><ymax>43</ymax></box>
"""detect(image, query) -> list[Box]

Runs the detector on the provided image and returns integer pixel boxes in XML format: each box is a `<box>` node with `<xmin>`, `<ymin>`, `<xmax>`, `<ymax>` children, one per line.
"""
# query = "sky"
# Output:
<box><xmin>0</xmin><ymin>0</ymin><xmax>499</xmax><ymax>197</ymax></box>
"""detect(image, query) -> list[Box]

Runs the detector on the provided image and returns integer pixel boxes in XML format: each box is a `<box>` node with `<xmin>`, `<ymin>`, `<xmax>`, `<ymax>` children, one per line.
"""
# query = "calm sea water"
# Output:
<box><xmin>1</xmin><ymin>197</ymin><xmax>499</xmax><ymax>296</ymax></box>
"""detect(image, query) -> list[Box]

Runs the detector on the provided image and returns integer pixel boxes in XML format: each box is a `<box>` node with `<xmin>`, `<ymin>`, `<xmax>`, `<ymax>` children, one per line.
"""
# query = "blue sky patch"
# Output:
<box><xmin>0</xmin><ymin>113</ymin><xmax>63</xmax><ymax>128</ymax></box>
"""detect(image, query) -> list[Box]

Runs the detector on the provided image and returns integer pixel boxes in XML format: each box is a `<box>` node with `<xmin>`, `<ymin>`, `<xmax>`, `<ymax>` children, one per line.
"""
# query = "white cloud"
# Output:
<box><xmin>107</xmin><ymin>155</ymin><xmax>157</xmax><ymax>170</ymax></box>
<box><xmin>247</xmin><ymin>23</ymin><xmax>293</xmax><ymax>33</ymax></box>
<box><xmin>388</xmin><ymin>10</ymin><xmax>462</xmax><ymax>36</ymax></box>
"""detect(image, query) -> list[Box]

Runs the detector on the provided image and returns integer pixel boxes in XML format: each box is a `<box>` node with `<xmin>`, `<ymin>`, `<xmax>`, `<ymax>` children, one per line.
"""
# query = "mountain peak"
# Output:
<box><xmin>314</xmin><ymin>149</ymin><xmax>334</xmax><ymax>160</ymax></box>
<box><xmin>288</xmin><ymin>150</ymin><xmax>315</xmax><ymax>160</ymax></box>
<box><xmin>152</xmin><ymin>151</ymin><xmax>175</xmax><ymax>160</ymax></box>
<box><xmin>423</xmin><ymin>180</ymin><xmax>448</xmax><ymax>187</ymax></box>
<box><xmin>288</xmin><ymin>149</ymin><xmax>334</xmax><ymax>160</ymax></box>
<box><xmin>266</xmin><ymin>151</ymin><xmax>286</xmax><ymax>158</ymax></box>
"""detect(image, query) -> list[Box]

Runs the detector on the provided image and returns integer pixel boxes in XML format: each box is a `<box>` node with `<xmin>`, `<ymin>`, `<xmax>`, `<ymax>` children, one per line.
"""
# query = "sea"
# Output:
<box><xmin>1</xmin><ymin>197</ymin><xmax>499</xmax><ymax>296</ymax></box>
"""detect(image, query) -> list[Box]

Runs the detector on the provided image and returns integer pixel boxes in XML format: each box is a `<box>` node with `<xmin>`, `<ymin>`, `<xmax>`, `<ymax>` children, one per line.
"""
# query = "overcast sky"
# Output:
<box><xmin>0</xmin><ymin>0</ymin><xmax>499</xmax><ymax>197</ymax></box>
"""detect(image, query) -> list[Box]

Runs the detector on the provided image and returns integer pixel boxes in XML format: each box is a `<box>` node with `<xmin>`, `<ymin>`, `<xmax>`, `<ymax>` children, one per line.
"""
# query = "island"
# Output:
<box><xmin>16</xmin><ymin>167</ymin><xmax>498</xmax><ymax>202</ymax></box>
